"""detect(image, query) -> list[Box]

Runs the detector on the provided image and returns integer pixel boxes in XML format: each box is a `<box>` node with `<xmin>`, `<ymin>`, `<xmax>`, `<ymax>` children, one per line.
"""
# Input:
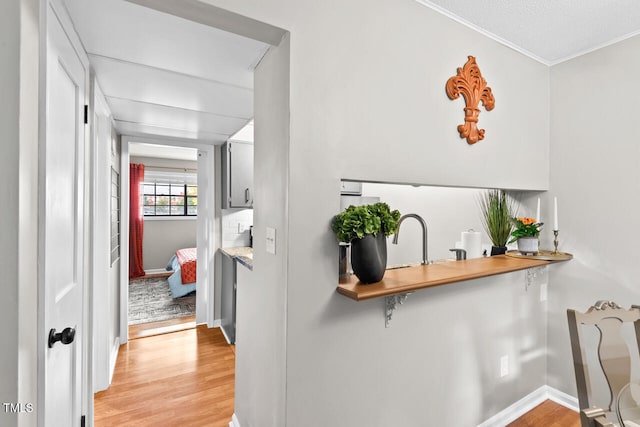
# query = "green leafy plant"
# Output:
<box><xmin>478</xmin><ymin>189</ymin><xmax>517</xmax><ymax>247</ymax></box>
<box><xmin>332</xmin><ymin>202</ymin><xmax>401</xmax><ymax>243</ymax></box>
<box><xmin>508</xmin><ymin>217</ymin><xmax>543</xmax><ymax>243</ymax></box>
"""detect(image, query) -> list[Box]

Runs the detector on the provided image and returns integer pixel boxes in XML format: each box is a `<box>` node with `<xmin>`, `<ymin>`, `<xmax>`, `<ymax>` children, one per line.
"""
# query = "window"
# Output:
<box><xmin>142</xmin><ymin>169</ymin><xmax>197</xmax><ymax>217</ymax></box>
<box><xmin>142</xmin><ymin>183</ymin><xmax>197</xmax><ymax>216</ymax></box>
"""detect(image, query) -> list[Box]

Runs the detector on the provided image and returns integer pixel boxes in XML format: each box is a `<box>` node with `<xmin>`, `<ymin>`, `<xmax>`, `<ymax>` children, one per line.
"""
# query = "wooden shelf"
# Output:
<box><xmin>337</xmin><ymin>254</ymin><xmax>567</xmax><ymax>301</ymax></box>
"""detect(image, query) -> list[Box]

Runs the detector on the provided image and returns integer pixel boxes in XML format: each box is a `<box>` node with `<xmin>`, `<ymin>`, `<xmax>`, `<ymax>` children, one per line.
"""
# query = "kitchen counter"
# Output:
<box><xmin>337</xmin><ymin>254</ymin><xmax>568</xmax><ymax>301</ymax></box>
<box><xmin>220</xmin><ymin>246</ymin><xmax>253</xmax><ymax>270</ymax></box>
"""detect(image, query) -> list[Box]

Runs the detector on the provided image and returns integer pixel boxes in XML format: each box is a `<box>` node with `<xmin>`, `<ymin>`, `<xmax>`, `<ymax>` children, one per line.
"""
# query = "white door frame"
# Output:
<box><xmin>120</xmin><ymin>135</ymin><xmax>217</xmax><ymax>343</ymax></box>
<box><xmin>91</xmin><ymin>78</ymin><xmax>119</xmax><ymax>392</ymax></box>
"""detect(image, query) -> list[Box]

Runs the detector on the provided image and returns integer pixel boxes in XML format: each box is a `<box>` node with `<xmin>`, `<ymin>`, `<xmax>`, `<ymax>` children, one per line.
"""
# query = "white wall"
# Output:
<box><xmin>201</xmin><ymin>0</ymin><xmax>552</xmax><ymax>426</ymax></box>
<box><xmin>233</xmin><ymin>33</ymin><xmax>290</xmax><ymax>427</ymax></box>
<box><xmin>547</xmin><ymin>34</ymin><xmax>640</xmax><ymax>406</ymax></box>
<box><xmin>4</xmin><ymin>0</ymin><xmax>40</xmax><ymax>425</ymax></box>
<box><xmin>109</xmin><ymin>126</ymin><xmax>121</xmax><ymax>377</ymax></box>
<box><xmin>142</xmin><ymin>219</ymin><xmax>197</xmax><ymax>270</ymax></box>
<box><xmin>291</xmin><ymin>2</ymin><xmax>548</xmax><ymax>425</ymax></box>
<box><xmin>91</xmin><ymin>79</ymin><xmax>121</xmax><ymax>392</ymax></box>
<box><xmin>0</xmin><ymin>1</ymin><xmax>22</xmax><ymax>423</ymax></box>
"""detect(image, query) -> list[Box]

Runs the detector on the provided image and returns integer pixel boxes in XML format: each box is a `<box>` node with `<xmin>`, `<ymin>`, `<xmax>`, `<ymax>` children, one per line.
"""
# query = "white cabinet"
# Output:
<box><xmin>221</xmin><ymin>140</ymin><xmax>253</xmax><ymax>208</ymax></box>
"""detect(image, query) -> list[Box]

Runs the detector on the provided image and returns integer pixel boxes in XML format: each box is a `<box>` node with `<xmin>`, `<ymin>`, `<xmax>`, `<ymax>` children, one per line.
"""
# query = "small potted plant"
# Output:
<box><xmin>332</xmin><ymin>202</ymin><xmax>401</xmax><ymax>283</ymax></box>
<box><xmin>509</xmin><ymin>217</ymin><xmax>543</xmax><ymax>255</ymax></box>
<box><xmin>478</xmin><ymin>189</ymin><xmax>517</xmax><ymax>255</ymax></box>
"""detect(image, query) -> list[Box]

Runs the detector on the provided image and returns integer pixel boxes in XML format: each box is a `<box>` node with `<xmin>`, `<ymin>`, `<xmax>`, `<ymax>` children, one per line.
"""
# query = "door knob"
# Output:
<box><xmin>48</xmin><ymin>327</ymin><xmax>76</xmax><ymax>348</ymax></box>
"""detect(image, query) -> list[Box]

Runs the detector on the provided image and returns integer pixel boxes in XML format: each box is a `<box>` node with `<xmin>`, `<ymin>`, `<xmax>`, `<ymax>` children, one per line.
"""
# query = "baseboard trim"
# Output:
<box><xmin>477</xmin><ymin>385</ymin><xmax>578</xmax><ymax>426</ymax></box>
<box><xmin>229</xmin><ymin>413</ymin><xmax>241</xmax><ymax>427</ymax></box>
<box><xmin>108</xmin><ymin>336</ymin><xmax>120</xmax><ymax>385</ymax></box>
<box><xmin>227</xmin><ymin>386</ymin><xmax>576</xmax><ymax>427</ymax></box>
<box><xmin>546</xmin><ymin>386</ymin><xmax>579</xmax><ymax>412</ymax></box>
<box><xmin>144</xmin><ymin>268</ymin><xmax>171</xmax><ymax>277</ymax></box>
<box><xmin>220</xmin><ymin>325</ymin><xmax>233</xmax><ymax>345</ymax></box>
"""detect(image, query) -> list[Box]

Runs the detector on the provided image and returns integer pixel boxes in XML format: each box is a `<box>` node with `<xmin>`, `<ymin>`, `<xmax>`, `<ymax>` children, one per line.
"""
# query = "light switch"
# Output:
<box><xmin>266</xmin><ymin>227</ymin><xmax>276</xmax><ymax>254</ymax></box>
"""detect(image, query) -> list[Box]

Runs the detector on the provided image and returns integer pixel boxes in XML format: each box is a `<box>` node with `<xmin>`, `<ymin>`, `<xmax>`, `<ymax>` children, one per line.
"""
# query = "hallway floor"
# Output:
<box><xmin>95</xmin><ymin>325</ymin><xmax>235</xmax><ymax>426</ymax></box>
<box><xmin>96</xmin><ymin>324</ymin><xmax>577</xmax><ymax>426</ymax></box>
<box><xmin>128</xmin><ymin>314</ymin><xmax>196</xmax><ymax>340</ymax></box>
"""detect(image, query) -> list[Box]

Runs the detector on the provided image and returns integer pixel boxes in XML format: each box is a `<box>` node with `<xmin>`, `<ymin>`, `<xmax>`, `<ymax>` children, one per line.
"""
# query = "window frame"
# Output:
<box><xmin>142</xmin><ymin>182</ymin><xmax>198</xmax><ymax>217</ymax></box>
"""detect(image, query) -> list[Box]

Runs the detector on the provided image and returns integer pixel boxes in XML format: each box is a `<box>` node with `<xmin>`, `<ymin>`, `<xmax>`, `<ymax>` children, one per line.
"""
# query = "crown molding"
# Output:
<box><xmin>414</xmin><ymin>0</ymin><xmax>551</xmax><ymax>65</ymax></box>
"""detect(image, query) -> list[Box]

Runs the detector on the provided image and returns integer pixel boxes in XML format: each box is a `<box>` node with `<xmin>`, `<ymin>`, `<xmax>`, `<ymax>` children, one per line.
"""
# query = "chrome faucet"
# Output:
<box><xmin>392</xmin><ymin>213</ymin><xmax>428</xmax><ymax>265</ymax></box>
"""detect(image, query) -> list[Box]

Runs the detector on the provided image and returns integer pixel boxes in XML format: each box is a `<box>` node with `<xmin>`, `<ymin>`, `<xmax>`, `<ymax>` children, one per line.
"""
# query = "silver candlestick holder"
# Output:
<box><xmin>553</xmin><ymin>230</ymin><xmax>559</xmax><ymax>254</ymax></box>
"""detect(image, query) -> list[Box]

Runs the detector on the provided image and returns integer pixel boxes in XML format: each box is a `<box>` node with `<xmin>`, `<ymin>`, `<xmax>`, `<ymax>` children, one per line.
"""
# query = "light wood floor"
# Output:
<box><xmin>128</xmin><ymin>315</ymin><xmax>196</xmax><ymax>340</ymax></box>
<box><xmin>508</xmin><ymin>399</ymin><xmax>580</xmax><ymax>427</ymax></box>
<box><xmin>98</xmin><ymin>324</ymin><xmax>576</xmax><ymax>426</ymax></box>
<box><xmin>94</xmin><ymin>325</ymin><xmax>235</xmax><ymax>427</ymax></box>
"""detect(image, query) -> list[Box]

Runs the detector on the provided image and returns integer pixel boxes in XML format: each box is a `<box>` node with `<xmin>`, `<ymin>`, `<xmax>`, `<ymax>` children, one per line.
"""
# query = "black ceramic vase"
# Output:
<box><xmin>490</xmin><ymin>245</ymin><xmax>508</xmax><ymax>256</ymax></box>
<box><xmin>350</xmin><ymin>233</ymin><xmax>387</xmax><ymax>284</ymax></box>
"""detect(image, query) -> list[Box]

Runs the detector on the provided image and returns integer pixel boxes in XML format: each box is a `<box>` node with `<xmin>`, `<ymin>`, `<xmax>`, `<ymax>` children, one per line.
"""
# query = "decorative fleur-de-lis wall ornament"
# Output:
<box><xmin>446</xmin><ymin>56</ymin><xmax>495</xmax><ymax>144</ymax></box>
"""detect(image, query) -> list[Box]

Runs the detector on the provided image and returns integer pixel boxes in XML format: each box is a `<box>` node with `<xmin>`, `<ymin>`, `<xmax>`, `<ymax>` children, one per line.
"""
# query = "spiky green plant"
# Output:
<box><xmin>478</xmin><ymin>189</ymin><xmax>517</xmax><ymax>247</ymax></box>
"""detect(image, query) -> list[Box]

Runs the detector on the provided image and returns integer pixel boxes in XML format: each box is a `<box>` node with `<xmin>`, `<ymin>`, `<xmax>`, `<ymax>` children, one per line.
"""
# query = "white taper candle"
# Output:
<box><xmin>536</xmin><ymin>198</ymin><xmax>540</xmax><ymax>223</ymax></box>
<box><xmin>553</xmin><ymin>197</ymin><xmax>558</xmax><ymax>230</ymax></box>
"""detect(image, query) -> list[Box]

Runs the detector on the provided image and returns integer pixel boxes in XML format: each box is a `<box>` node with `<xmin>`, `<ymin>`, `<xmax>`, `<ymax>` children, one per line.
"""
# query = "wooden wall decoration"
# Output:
<box><xmin>446</xmin><ymin>56</ymin><xmax>495</xmax><ymax>144</ymax></box>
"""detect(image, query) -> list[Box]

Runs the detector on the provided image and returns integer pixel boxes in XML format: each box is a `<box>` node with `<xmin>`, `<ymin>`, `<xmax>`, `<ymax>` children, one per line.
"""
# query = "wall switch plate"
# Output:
<box><xmin>500</xmin><ymin>355</ymin><xmax>509</xmax><ymax>377</ymax></box>
<box><xmin>266</xmin><ymin>227</ymin><xmax>276</xmax><ymax>254</ymax></box>
<box><xmin>540</xmin><ymin>283</ymin><xmax>548</xmax><ymax>302</ymax></box>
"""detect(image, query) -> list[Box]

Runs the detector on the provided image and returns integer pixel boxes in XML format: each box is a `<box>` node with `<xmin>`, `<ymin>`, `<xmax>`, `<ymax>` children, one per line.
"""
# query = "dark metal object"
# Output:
<box><xmin>392</xmin><ymin>213</ymin><xmax>428</xmax><ymax>265</ymax></box>
<box><xmin>48</xmin><ymin>327</ymin><xmax>76</xmax><ymax>348</ymax></box>
<box><xmin>449</xmin><ymin>248</ymin><xmax>467</xmax><ymax>260</ymax></box>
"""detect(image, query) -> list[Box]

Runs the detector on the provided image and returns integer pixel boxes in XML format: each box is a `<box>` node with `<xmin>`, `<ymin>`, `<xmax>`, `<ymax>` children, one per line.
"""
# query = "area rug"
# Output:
<box><xmin>128</xmin><ymin>276</ymin><xmax>196</xmax><ymax>325</ymax></box>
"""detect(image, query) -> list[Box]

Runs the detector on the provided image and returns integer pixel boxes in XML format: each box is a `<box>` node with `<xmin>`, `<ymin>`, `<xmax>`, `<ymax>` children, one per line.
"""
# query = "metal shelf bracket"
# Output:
<box><xmin>385</xmin><ymin>293</ymin><xmax>412</xmax><ymax>328</ymax></box>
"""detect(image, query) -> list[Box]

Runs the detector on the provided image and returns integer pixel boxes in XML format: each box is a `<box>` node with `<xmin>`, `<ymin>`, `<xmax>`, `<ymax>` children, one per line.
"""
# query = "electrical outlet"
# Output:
<box><xmin>500</xmin><ymin>355</ymin><xmax>509</xmax><ymax>377</ymax></box>
<box><xmin>540</xmin><ymin>283</ymin><xmax>548</xmax><ymax>302</ymax></box>
<box><xmin>238</xmin><ymin>223</ymin><xmax>245</xmax><ymax>233</ymax></box>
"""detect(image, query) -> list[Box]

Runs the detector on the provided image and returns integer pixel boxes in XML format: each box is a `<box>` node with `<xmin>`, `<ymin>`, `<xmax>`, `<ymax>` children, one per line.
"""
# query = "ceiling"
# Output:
<box><xmin>63</xmin><ymin>0</ymin><xmax>268</xmax><ymax>144</ymax></box>
<box><xmin>62</xmin><ymin>0</ymin><xmax>640</xmax><ymax>148</ymax></box>
<box><xmin>418</xmin><ymin>0</ymin><xmax>640</xmax><ymax>65</ymax></box>
<box><xmin>128</xmin><ymin>120</ymin><xmax>253</xmax><ymax>160</ymax></box>
<box><xmin>129</xmin><ymin>143</ymin><xmax>198</xmax><ymax>161</ymax></box>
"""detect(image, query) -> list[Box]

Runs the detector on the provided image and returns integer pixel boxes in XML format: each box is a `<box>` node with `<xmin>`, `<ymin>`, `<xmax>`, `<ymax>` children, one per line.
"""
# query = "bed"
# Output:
<box><xmin>165</xmin><ymin>247</ymin><xmax>198</xmax><ymax>298</ymax></box>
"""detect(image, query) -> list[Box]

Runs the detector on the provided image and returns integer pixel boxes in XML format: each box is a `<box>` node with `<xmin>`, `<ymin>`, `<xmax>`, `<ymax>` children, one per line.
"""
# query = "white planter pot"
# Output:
<box><xmin>517</xmin><ymin>237</ymin><xmax>539</xmax><ymax>255</ymax></box>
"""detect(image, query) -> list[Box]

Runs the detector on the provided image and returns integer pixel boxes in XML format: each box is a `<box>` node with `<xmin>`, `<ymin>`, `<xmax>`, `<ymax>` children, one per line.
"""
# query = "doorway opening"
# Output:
<box><xmin>120</xmin><ymin>135</ymin><xmax>217</xmax><ymax>344</ymax></box>
<box><xmin>127</xmin><ymin>142</ymin><xmax>200</xmax><ymax>339</ymax></box>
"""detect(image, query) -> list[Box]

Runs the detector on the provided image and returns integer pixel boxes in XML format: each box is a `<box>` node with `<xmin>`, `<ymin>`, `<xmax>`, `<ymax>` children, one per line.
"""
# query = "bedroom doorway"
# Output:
<box><xmin>120</xmin><ymin>136</ymin><xmax>217</xmax><ymax>343</ymax></box>
<box><xmin>127</xmin><ymin>142</ymin><xmax>200</xmax><ymax>339</ymax></box>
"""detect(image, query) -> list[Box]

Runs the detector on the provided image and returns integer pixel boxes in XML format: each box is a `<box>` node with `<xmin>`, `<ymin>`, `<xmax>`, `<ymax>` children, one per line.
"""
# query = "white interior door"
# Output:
<box><xmin>42</xmin><ymin>2</ymin><xmax>87</xmax><ymax>426</ymax></box>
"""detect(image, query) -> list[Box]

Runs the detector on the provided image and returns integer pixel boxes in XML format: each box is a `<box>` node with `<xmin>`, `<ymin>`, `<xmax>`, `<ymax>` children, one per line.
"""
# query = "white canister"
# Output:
<box><xmin>461</xmin><ymin>230</ymin><xmax>482</xmax><ymax>259</ymax></box>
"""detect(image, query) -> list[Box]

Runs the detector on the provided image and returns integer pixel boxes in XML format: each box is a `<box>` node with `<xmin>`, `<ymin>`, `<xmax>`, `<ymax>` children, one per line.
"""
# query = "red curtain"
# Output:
<box><xmin>129</xmin><ymin>163</ymin><xmax>146</xmax><ymax>279</ymax></box>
